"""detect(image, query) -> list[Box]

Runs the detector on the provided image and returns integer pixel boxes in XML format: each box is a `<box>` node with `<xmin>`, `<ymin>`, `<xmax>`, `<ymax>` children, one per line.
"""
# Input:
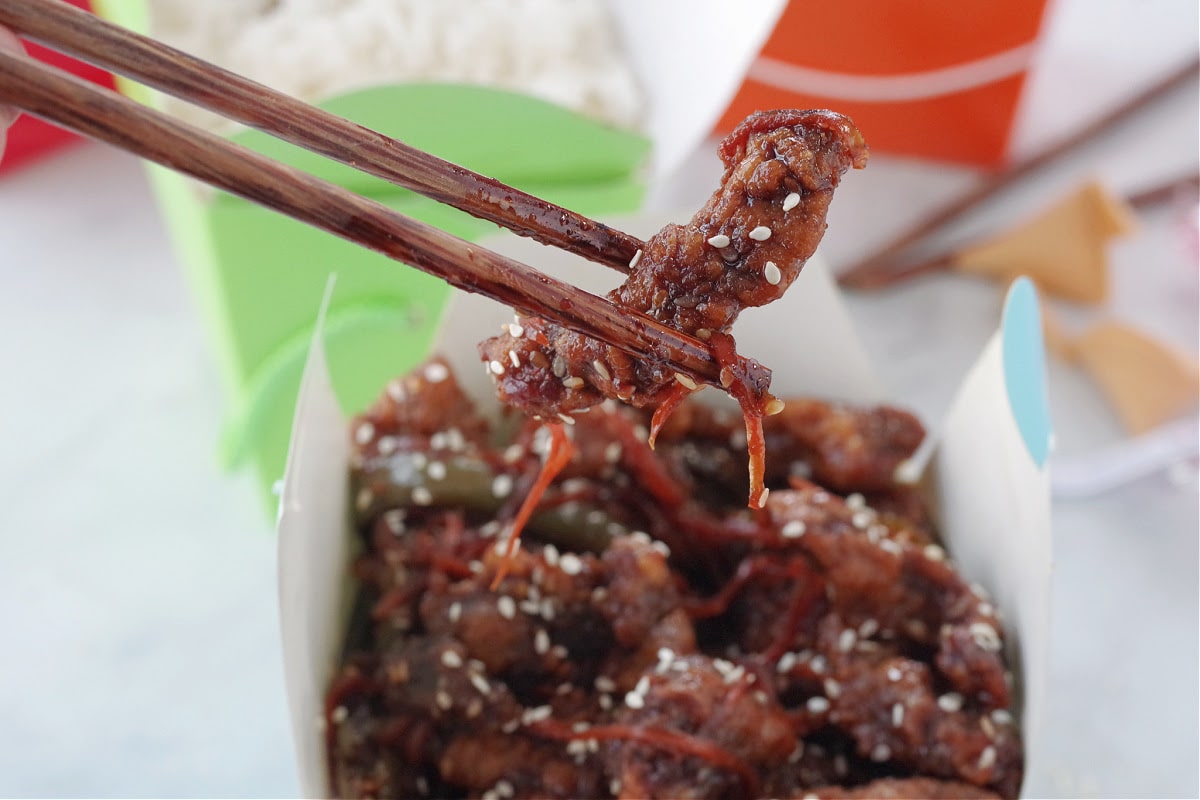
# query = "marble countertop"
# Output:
<box><xmin>0</xmin><ymin>0</ymin><xmax>1196</xmax><ymax>796</ymax></box>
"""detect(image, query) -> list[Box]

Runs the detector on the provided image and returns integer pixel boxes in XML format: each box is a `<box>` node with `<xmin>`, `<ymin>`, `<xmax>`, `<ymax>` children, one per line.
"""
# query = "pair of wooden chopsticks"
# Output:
<box><xmin>0</xmin><ymin>0</ymin><xmax>729</xmax><ymax>383</ymax></box>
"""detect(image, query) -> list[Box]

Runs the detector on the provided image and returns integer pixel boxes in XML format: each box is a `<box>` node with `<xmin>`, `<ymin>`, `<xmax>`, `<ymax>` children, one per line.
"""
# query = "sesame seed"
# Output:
<box><xmin>507</xmin><ymin>322</ymin><xmax>525</xmax><ymax>338</ymax></box>
<box><xmin>557</xmin><ymin>413</ymin><xmax>576</xmax><ymax>425</ymax></box>
<box><xmin>707</xmin><ymin>234</ymin><xmax>731</xmax><ymax>248</ymax></box>
<box><xmin>435</xmin><ymin>691</ymin><xmax>453</xmax><ymax>711</ymax></box>
<box><xmin>550</xmin><ymin>644</ymin><xmax>569</xmax><ymax>659</ymax></box>
<box><xmin>354</xmin><ymin>421</ymin><xmax>375</xmax><ymax>445</ymax></box>
<box><xmin>757</xmin><ymin>488</ymin><xmax>770</xmax><ymax>508</ymax></box>
<box><xmin>331</xmin><ymin>705</ymin><xmax>349</xmax><ymax>724</ymax></box>
<box><xmin>498</xmin><ymin>596</ymin><xmax>516</xmax><ymax>620</ymax></box>
<box><xmin>838</xmin><ymin>629</ymin><xmax>857</xmax><ymax>652</ymax></box>
<box><xmin>806</xmin><ymin>696</ymin><xmax>830</xmax><ymax>714</ymax></box>
<box><xmin>384</xmin><ymin>509</ymin><xmax>406</xmax><ymax>535</ymax></box>
<box><xmin>595</xmin><ymin>676</ymin><xmax>616</xmax><ymax>693</ymax></box>
<box><xmin>765</xmin><ymin>398</ymin><xmax>786</xmax><ymax>415</ymax></box>
<box><xmin>938</xmin><ymin>692</ymin><xmax>963</xmax><ymax>712</ymax></box>
<box><xmin>534</xmin><ymin>629</ymin><xmax>551</xmax><ymax>655</ymax></box>
<box><xmin>979</xmin><ymin>745</ymin><xmax>997</xmax><ymax>769</ymax></box>
<box><xmin>629</xmin><ymin>248</ymin><xmax>643</xmax><ymax>268</ymax></box>
<box><xmin>559</xmin><ymin>553</ymin><xmax>583</xmax><ymax>576</ymax></box>
<box><xmin>871</xmin><ymin>743</ymin><xmax>892</xmax><ymax>762</ymax></box>
<box><xmin>970</xmin><ymin>622</ymin><xmax>1002</xmax><ymax>652</ymax></box>
<box><xmin>713</xmin><ymin>658</ymin><xmax>733</xmax><ymax>675</ymax></box>
<box><xmin>887</xmin><ymin>666</ymin><xmax>902</xmax><ymax>682</ymax></box>
<box><xmin>562</xmin><ymin>376</ymin><xmax>585</xmax><ymax>389</ymax></box>
<box><xmin>673</xmin><ymin>372</ymin><xmax>698</xmax><ymax>390</ymax></box>
<box><xmin>924</xmin><ymin>543</ymin><xmax>947</xmax><ymax>562</ymax></box>
<box><xmin>355</xmin><ymin>487</ymin><xmax>373</xmax><ymax>511</ymax></box>
<box><xmin>523</xmin><ymin>705</ymin><xmax>552</xmax><ymax>724</ymax></box>
<box><xmin>892</xmin><ymin>703</ymin><xmax>905</xmax><ymax>727</ymax></box>
<box><xmin>851</xmin><ymin>510</ymin><xmax>873</xmax><ymax>529</ymax></box>
<box><xmin>763</xmin><ymin>261</ymin><xmax>782</xmax><ymax>285</ymax></box>
<box><xmin>657</xmin><ymin>647</ymin><xmax>675</xmax><ymax>667</ymax></box>
<box><xmin>777</xmin><ymin>652</ymin><xmax>798</xmax><ymax>673</ymax></box>
<box><xmin>724</xmin><ymin>665</ymin><xmax>746</xmax><ymax>685</ymax></box>
<box><xmin>624</xmin><ymin>691</ymin><xmax>645</xmax><ymax>709</ymax></box>
<box><xmin>386</xmin><ymin>380</ymin><xmax>407</xmax><ymax>402</ymax></box>
<box><xmin>491</xmin><ymin>474</ymin><xmax>514</xmax><ymax>499</ymax></box>
<box><xmin>489</xmin><ymin>360</ymin><xmax>505</xmax><ymax>376</ymax></box>
<box><xmin>448</xmin><ymin>602</ymin><xmax>462</xmax><ymax>623</ymax></box>
<box><xmin>749</xmin><ymin>225</ymin><xmax>772</xmax><ymax>241</ymax></box>
<box><xmin>824</xmin><ymin>679</ymin><xmax>842</xmax><ymax>698</ymax></box>
<box><xmin>603</xmin><ymin>442</ymin><xmax>622</xmax><ymax>463</ymax></box>
<box><xmin>981</xmin><ymin>715</ymin><xmax>996</xmax><ymax>737</ymax></box>
<box><xmin>424</xmin><ymin>362</ymin><xmax>449</xmax><ymax>383</ymax></box>
<box><xmin>880</xmin><ymin>539</ymin><xmax>902</xmax><ymax>555</ymax></box>
<box><xmin>469</xmin><ymin>673</ymin><xmax>491</xmax><ymax>695</ymax></box>
<box><xmin>859</xmin><ymin>618</ymin><xmax>879</xmax><ymax>638</ymax></box>
<box><xmin>508</xmin><ymin>350</ymin><xmax>521</xmax><ymax>368</ymax></box>
<box><xmin>540</xmin><ymin>599</ymin><xmax>556</xmax><ymax>620</ymax></box>
<box><xmin>377</xmin><ymin>436</ymin><xmax>397</xmax><ymax>455</ymax></box>
<box><xmin>610</xmin><ymin>779</ymin><xmax>622</xmax><ymax>796</ymax></box>
<box><xmin>651</xmin><ymin>541</ymin><xmax>671</xmax><ymax>557</ymax></box>
<box><xmin>782</xmin><ymin>520</ymin><xmax>807</xmax><ymax>538</ymax></box>
<box><xmin>592</xmin><ymin>359</ymin><xmax>611</xmax><ymax>382</ymax></box>
<box><xmin>783</xmin><ymin>192</ymin><xmax>801</xmax><ymax>211</ymax></box>
<box><xmin>411</xmin><ymin>486</ymin><xmax>433</xmax><ymax>506</ymax></box>
<box><xmin>441</xmin><ymin>650</ymin><xmax>463</xmax><ymax>669</ymax></box>
<box><xmin>810</xmin><ymin>655</ymin><xmax>827</xmax><ymax>674</ymax></box>
<box><xmin>991</xmin><ymin>709</ymin><xmax>1014</xmax><ymax>726</ymax></box>
<box><xmin>635</xmin><ymin>676</ymin><xmax>651</xmax><ymax>696</ymax></box>
<box><xmin>495</xmin><ymin>779</ymin><xmax>515</xmax><ymax>798</ymax></box>
<box><xmin>427</xmin><ymin>461</ymin><xmax>447</xmax><ymax>481</ymax></box>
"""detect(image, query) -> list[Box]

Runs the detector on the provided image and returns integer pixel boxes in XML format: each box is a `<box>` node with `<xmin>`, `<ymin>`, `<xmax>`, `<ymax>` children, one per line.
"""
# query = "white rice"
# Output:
<box><xmin>148</xmin><ymin>0</ymin><xmax>644</xmax><ymax>134</ymax></box>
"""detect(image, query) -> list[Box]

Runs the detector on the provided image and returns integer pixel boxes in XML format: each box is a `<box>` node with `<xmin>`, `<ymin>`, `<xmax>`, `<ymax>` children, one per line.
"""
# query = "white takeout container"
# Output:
<box><xmin>276</xmin><ymin>215</ymin><xmax>1054</xmax><ymax>797</ymax></box>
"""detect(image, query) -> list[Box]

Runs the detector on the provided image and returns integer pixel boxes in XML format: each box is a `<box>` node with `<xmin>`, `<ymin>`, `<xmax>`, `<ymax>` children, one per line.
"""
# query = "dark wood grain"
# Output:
<box><xmin>0</xmin><ymin>50</ymin><xmax>728</xmax><ymax>387</ymax></box>
<box><xmin>838</xmin><ymin>56</ymin><xmax>1200</xmax><ymax>290</ymax></box>
<box><xmin>0</xmin><ymin>0</ymin><xmax>644</xmax><ymax>273</ymax></box>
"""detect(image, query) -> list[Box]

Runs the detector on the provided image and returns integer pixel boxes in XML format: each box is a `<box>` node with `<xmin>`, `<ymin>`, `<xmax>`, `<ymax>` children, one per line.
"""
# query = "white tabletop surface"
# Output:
<box><xmin>0</xmin><ymin>0</ymin><xmax>1196</xmax><ymax>797</ymax></box>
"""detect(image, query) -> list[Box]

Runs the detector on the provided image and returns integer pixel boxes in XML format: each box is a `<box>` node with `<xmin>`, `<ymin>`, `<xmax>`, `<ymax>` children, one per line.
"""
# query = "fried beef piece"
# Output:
<box><xmin>650</xmin><ymin>398</ymin><xmax>928</xmax><ymax>510</ymax></box>
<box><xmin>478</xmin><ymin>110</ymin><xmax>867</xmax><ymax>421</ymax></box>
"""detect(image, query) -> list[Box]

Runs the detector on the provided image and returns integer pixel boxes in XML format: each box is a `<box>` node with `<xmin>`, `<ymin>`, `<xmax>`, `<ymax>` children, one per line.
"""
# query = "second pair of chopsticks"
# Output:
<box><xmin>0</xmin><ymin>0</ymin><xmax>730</xmax><ymax>384</ymax></box>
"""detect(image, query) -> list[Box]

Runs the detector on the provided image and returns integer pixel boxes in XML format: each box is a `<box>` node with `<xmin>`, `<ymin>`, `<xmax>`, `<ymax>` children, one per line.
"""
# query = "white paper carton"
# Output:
<box><xmin>276</xmin><ymin>218</ymin><xmax>1053</xmax><ymax>797</ymax></box>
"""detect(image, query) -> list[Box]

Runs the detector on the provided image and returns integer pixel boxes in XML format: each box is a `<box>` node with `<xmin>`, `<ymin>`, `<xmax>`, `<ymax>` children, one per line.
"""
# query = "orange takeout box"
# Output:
<box><xmin>719</xmin><ymin>0</ymin><xmax>1052</xmax><ymax>166</ymax></box>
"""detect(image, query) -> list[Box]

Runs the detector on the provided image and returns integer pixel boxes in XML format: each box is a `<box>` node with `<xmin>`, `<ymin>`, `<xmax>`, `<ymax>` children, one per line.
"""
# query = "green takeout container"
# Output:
<box><xmin>93</xmin><ymin>2</ymin><xmax>651</xmax><ymax>505</ymax></box>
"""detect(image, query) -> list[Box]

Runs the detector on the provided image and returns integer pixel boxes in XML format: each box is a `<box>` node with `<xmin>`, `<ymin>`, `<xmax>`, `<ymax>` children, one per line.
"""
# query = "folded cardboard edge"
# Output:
<box><xmin>275</xmin><ymin>225</ymin><xmax>1052</xmax><ymax>797</ymax></box>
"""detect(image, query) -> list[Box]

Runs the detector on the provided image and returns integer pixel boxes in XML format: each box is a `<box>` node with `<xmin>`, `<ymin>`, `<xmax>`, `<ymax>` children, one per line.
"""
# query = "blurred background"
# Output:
<box><xmin>0</xmin><ymin>0</ymin><xmax>1196</xmax><ymax>796</ymax></box>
